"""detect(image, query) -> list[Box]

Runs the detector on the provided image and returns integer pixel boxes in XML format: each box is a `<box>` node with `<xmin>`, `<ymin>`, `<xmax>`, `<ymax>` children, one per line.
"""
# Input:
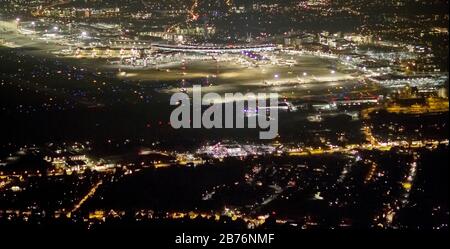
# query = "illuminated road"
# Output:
<box><xmin>67</xmin><ymin>180</ymin><xmax>103</xmax><ymax>217</ymax></box>
<box><xmin>287</xmin><ymin>139</ymin><xmax>448</xmax><ymax>157</ymax></box>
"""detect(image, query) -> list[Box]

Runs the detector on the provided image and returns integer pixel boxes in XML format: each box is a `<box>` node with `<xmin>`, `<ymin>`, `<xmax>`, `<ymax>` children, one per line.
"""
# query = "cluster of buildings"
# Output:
<box><xmin>198</xmin><ymin>142</ymin><xmax>277</xmax><ymax>159</ymax></box>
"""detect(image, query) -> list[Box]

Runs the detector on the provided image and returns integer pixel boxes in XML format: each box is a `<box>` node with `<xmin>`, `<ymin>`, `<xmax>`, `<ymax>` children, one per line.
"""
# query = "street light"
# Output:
<box><xmin>31</xmin><ymin>21</ymin><xmax>36</xmax><ymax>33</ymax></box>
<box><xmin>15</xmin><ymin>18</ymin><xmax>20</xmax><ymax>28</ymax></box>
